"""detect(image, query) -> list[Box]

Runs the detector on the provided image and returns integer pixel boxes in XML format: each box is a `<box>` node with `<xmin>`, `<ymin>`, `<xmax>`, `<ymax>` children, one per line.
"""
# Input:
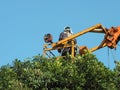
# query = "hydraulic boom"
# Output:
<box><xmin>43</xmin><ymin>24</ymin><xmax>120</xmax><ymax>58</ymax></box>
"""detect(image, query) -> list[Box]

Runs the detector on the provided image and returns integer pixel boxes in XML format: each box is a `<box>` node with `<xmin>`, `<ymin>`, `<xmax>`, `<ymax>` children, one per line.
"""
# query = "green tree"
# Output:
<box><xmin>0</xmin><ymin>53</ymin><xmax>117</xmax><ymax>90</ymax></box>
<box><xmin>114</xmin><ymin>61</ymin><xmax>120</xmax><ymax>89</ymax></box>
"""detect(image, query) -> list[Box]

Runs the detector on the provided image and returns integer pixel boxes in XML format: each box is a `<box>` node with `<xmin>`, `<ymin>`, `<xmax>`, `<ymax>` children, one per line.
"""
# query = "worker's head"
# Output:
<box><xmin>64</xmin><ymin>26</ymin><xmax>73</xmax><ymax>34</ymax></box>
<box><xmin>64</xmin><ymin>26</ymin><xmax>71</xmax><ymax>32</ymax></box>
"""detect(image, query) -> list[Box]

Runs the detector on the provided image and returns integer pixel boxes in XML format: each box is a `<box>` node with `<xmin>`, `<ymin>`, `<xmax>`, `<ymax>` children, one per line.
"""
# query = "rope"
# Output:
<box><xmin>49</xmin><ymin>51</ymin><xmax>55</xmax><ymax>57</ymax></box>
<box><xmin>107</xmin><ymin>48</ymin><xmax>110</xmax><ymax>68</ymax></box>
<box><xmin>46</xmin><ymin>52</ymin><xmax>51</xmax><ymax>58</ymax></box>
<box><xmin>118</xmin><ymin>44</ymin><xmax>120</xmax><ymax>47</ymax></box>
<box><xmin>110</xmin><ymin>49</ymin><xmax>117</xmax><ymax>62</ymax></box>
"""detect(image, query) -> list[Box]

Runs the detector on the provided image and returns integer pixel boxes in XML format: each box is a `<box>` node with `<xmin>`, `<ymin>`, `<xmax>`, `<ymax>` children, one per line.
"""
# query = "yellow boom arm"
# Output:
<box><xmin>43</xmin><ymin>24</ymin><xmax>120</xmax><ymax>58</ymax></box>
<box><xmin>51</xmin><ymin>24</ymin><xmax>106</xmax><ymax>48</ymax></box>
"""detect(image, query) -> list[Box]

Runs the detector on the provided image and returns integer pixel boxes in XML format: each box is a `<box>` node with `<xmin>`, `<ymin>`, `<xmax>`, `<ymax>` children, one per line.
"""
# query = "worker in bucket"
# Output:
<box><xmin>58</xmin><ymin>26</ymin><xmax>77</xmax><ymax>56</ymax></box>
<box><xmin>59</xmin><ymin>26</ymin><xmax>73</xmax><ymax>41</ymax></box>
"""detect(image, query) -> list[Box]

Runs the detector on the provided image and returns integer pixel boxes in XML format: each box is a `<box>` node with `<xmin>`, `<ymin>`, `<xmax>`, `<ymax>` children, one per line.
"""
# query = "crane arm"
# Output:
<box><xmin>51</xmin><ymin>24</ymin><xmax>106</xmax><ymax>48</ymax></box>
<box><xmin>43</xmin><ymin>24</ymin><xmax>120</xmax><ymax>57</ymax></box>
<box><xmin>80</xmin><ymin>26</ymin><xmax>120</xmax><ymax>54</ymax></box>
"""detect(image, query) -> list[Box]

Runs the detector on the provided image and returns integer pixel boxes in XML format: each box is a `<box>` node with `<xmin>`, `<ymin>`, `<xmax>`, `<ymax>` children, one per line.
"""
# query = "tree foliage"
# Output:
<box><xmin>0</xmin><ymin>53</ymin><xmax>119</xmax><ymax>90</ymax></box>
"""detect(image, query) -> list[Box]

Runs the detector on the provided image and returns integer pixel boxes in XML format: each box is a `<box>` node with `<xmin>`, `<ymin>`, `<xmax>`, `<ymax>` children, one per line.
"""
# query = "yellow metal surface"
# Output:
<box><xmin>89</xmin><ymin>43</ymin><xmax>107</xmax><ymax>52</ymax></box>
<box><xmin>43</xmin><ymin>23</ymin><xmax>118</xmax><ymax>58</ymax></box>
<box><xmin>51</xmin><ymin>24</ymin><xmax>104</xmax><ymax>48</ymax></box>
<box><xmin>71</xmin><ymin>40</ymin><xmax>75</xmax><ymax>58</ymax></box>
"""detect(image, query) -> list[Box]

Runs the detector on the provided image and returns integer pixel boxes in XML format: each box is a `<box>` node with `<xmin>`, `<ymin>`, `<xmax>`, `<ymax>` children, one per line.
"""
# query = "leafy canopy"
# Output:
<box><xmin>0</xmin><ymin>53</ymin><xmax>119</xmax><ymax>90</ymax></box>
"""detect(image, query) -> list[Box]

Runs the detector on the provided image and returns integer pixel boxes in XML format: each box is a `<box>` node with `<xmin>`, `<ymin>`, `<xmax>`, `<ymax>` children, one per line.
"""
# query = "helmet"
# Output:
<box><xmin>64</xmin><ymin>26</ymin><xmax>71</xmax><ymax>32</ymax></box>
<box><xmin>65</xmin><ymin>26</ymin><xmax>70</xmax><ymax>30</ymax></box>
<box><xmin>64</xmin><ymin>26</ymin><xmax>73</xmax><ymax>34</ymax></box>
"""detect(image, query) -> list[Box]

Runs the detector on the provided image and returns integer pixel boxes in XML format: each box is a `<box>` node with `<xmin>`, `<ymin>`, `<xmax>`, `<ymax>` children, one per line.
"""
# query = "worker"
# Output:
<box><xmin>58</xmin><ymin>26</ymin><xmax>77</xmax><ymax>56</ymax></box>
<box><xmin>59</xmin><ymin>26</ymin><xmax>73</xmax><ymax>40</ymax></box>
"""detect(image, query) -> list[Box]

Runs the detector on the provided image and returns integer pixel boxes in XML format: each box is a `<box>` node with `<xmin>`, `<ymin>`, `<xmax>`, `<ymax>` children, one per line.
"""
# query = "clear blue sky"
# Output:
<box><xmin>0</xmin><ymin>0</ymin><xmax>120</xmax><ymax>69</ymax></box>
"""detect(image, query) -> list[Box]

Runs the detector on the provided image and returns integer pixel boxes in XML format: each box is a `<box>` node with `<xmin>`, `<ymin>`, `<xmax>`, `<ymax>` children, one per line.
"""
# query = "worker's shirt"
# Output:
<box><xmin>59</xmin><ymin>31</ymin><xmax>72</xmax><ymax>40</ymax></box>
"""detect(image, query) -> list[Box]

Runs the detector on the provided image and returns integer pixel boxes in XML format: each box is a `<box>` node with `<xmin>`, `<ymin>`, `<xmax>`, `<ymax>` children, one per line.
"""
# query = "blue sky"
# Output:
<box><xmin>0</xmin><ymin>0</ymin><xmax>120</xmax><ymax>69</ymax></box>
